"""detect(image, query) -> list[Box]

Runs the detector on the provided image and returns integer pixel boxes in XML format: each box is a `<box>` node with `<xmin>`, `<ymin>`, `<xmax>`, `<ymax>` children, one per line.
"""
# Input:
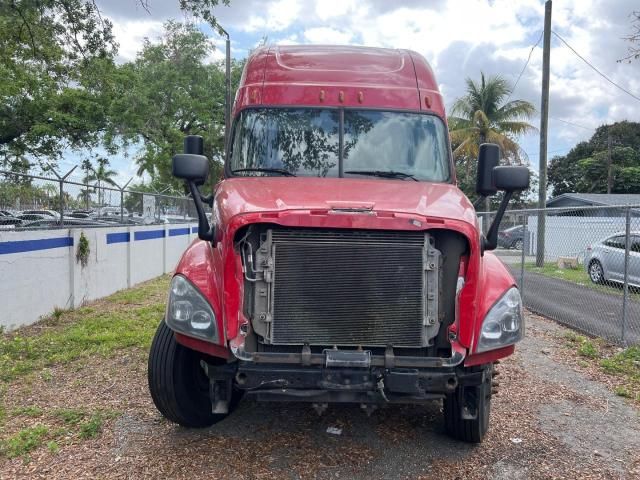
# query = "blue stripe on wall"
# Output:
<box><xmin>0</xmin><ymin>236</ymin><xmax>73</xmax><ymax>255</ymax></box>
<box><xmin>106</xmin><ymin>232</ymin><xmax>130</xmax><ymax>244</ymax></box>
<box><xmin>169</xmin><ymin>227</ymin><xmax>190</xmax><ymax>237</ymax></box>
<box><xmin>134</xmin><ymin>229</ymin><xmax>166</xmax><ymax>241</ymax></box>
<box><xmin>191</xmin><ymin>227</ymin><xmax>198</xmax><ymax>233</ymax></box>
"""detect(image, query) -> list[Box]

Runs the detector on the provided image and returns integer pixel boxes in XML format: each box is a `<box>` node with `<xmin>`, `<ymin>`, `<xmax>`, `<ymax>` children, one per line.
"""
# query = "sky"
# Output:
<box><xmin>68</xmin><ymin>0</ymin><xmax>640</xmax><ymax>189</ymax></box>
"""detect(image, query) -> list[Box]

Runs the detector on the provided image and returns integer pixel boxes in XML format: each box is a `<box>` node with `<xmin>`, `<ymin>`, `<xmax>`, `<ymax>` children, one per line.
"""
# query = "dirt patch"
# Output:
<box><xmin>2</xmin><ymin>291</ymin><xmax>639</xmax><ymax>478</ymax></box>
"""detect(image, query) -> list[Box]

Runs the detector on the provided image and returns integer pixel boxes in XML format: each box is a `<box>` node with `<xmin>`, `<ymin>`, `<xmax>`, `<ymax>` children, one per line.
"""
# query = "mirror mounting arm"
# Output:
<box><xmin>482</xmin><ymin>190</ymin><xmax>513</xmax><ymax>254</ymax></box>
<box><xmin>200</xmin><ymin>193</ymin><xmax>214</xmax><ymax>208</ymax></box>
<box><xmin>186</xmin><ymin>181</ymin><xmax>216</xmax><ymax>243</ymax></box>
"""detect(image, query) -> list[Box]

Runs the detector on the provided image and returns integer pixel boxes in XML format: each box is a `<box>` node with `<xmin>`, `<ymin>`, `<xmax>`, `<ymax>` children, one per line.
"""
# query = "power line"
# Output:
<box><xmin>548</xmin><ymin>116</ymin><xmax>594</xmax><ymax>131</ymax></box>
<box><xmin>552</xmin><ymin>30</ymin><xmax>640</xmax><ymax>103</ymax></box>
<box><xmin>506</xmin><ymin>30</ymin><xmax>544</xmax><ymax>103</ymax></box>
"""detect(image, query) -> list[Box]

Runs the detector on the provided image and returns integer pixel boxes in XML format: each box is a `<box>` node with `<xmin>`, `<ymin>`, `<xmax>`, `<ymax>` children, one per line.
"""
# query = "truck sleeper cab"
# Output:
<box><xmin>147</xmin><ymin>45</ymin><xmax>529</xmax><ymax>443</ymax></box>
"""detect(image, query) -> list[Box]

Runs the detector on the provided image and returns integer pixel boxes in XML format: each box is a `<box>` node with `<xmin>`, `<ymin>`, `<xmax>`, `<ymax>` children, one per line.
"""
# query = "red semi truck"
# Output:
<box><xmin>148</xmin><ymin>45</ymin><xmax>529</xmax><ymax>442</ymax></box>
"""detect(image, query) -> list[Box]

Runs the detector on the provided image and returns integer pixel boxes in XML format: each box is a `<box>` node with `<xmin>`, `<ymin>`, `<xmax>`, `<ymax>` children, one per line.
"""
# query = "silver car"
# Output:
<box><xmin>585</xmin><ymin>232</ymin><xmax>640</xmax><ymax>287</ymax></box>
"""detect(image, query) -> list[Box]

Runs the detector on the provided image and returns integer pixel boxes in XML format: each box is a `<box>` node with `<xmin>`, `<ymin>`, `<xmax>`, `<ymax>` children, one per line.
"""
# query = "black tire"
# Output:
<box><xmin>512</xmin><ymin>239</ymin><xmax>524</xmax><ymax>250</ymax></box>
<box><xmin>148</xmin><ymin>321</ymin><xmax>239</xmax><ymax>428</ymax></box>
<box><xmin>588</xmin><ymin>260</ymin><xmax>604</xmax><ymax>284</ymax></box>
<box><xmin>443</xmin><ymin>365</ymin><xmax>492</xmax><ymax>443</ymax></box>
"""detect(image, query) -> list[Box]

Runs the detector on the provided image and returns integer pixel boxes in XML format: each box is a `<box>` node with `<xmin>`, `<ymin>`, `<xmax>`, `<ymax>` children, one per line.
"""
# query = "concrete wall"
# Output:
<box><xmin>0</xmin><ymin>223</ymin><xmax>197</xmax><ymax>330</ymax></box>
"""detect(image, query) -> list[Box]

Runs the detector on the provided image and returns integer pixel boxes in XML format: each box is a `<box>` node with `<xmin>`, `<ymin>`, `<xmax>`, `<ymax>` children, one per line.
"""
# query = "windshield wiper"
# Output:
<box><xmin>344</xmin><ymin>170</ymin><xmax>419</xmax><ymax>181</ymax></box>
<box><xmin>231</xmin><ymin>167</ymin><xmax>296</xmax><ymax>177</ymax></box>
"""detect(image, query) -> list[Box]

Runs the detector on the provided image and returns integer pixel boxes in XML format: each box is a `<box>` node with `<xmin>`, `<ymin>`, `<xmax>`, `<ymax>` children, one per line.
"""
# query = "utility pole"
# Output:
<box><xmin>607</xmin><ymin>129</ymin><xmax>612</xmax><ymax>194</ymax></box>
<box><xmin>536</xmin><ymin>0</ymin><xmax>552</xmax><ymax>267</ymax></box>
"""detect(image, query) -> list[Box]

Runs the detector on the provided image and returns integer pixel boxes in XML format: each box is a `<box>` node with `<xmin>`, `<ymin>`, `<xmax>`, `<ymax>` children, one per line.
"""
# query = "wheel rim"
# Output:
<box><xmin>514</xmin><ymin>240</ymin><xmax>523</xmax><ymax>250</ymax></box>
<box><xmin>589</xmin><ymin>262</ymin><xmax>602</xmax><ymax>282</ymax></box>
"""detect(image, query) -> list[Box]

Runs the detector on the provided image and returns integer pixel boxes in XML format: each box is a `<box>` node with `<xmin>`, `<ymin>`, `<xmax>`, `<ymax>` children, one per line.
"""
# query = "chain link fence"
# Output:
<box><xmin>481</xmin><ymin>205</ymin><xmax>640</xmax><ymax>346</ymax></box>
<box><xmin>0</xmin><ymin>169</ymin><xmax>197</xmax><ymax>230</ymax></box>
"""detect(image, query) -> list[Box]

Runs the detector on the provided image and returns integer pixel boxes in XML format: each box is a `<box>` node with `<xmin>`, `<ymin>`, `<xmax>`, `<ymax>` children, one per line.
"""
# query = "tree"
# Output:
<box><xmin>548</xmin><ymin>121</ymin><xmax>640</xmax><ymax>196</ymax></box>
<box><xmin>107</xmin><ymin>21</ymin><xmax>244</xmax><ymax>190</ymax></box>
<box><xmin>0</xmin><ymin>1</ymin><xmax>117</xmax><ymax>168</ymax></box>
<box><xmin>448</xmin><ymin>73</ymin><xmax>536</xmax><ymax>204</ymax></box>
<box><xmin>620</xmin><ymin>11</ymin><xmax>640</xmax><ymax>63</ymax></box>
<box><xmin>84</xmin><ymin>157</ymin><xmax>118</xmax><ymax>206</ymax></box>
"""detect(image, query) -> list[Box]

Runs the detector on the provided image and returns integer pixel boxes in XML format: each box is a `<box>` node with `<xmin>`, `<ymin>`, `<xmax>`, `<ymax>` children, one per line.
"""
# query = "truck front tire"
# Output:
<box><xmin>148</xmin><ymin>321</ymin><xmax>238</xmax><ymax>428</ymax></box>
<box><xmin>443</xmin><ymin>365</ymin><xmax>492</xmax><ymax>443</ymax></box>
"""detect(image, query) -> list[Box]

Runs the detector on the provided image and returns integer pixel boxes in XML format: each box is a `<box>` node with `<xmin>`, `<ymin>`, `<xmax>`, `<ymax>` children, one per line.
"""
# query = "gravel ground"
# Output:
<box><xmin>2</xmin><ymin>313</ymin><xmax>639</xmax><ymax>480</ymax></box>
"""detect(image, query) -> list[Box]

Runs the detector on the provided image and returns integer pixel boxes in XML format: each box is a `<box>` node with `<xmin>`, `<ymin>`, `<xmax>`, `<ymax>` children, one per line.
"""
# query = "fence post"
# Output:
<box><xmin>621</xmin><ymin>206</ymin><xmax>631</xmax><ymax>344</ymax></box>
<box><xmin>50</xmin><ymin>166</ymin><xmax>77</xmax><ymax>225</ymax></box>
<box><xmin>520</xmin><ymin>215</ymin><xmax>527</xmax><ymax>300</ymax></box>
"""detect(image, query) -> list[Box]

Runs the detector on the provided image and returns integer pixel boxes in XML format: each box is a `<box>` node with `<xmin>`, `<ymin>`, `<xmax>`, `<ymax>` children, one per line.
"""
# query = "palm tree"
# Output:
<box><xmin>449</xmin><ymin>73</ymin><xmax>537</xmax><ymax>185</ymax></box>
<box><xmin>87</xmin><ymin>158</ymin><xmax>118</xmax><ymax>207</ymax></box>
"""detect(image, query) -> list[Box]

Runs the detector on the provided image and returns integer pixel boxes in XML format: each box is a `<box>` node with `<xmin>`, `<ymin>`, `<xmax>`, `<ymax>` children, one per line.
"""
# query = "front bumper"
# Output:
<box><xmin>205</xmin><ymin>361</ymin><xmax>487</xmax><ymax>405</ymax></box>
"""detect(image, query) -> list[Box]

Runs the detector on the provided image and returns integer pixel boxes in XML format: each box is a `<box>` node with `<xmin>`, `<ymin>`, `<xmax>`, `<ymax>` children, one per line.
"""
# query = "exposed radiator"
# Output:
<box><xmin>252</xmin><ymin>228</ymin><xmax>440</xmax><ymax>348</ymax></box>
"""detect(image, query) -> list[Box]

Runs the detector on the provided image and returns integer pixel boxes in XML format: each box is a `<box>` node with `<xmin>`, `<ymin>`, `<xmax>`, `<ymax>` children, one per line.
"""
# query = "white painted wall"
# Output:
<box><xmin>527</xmin><ymin>215</ymin><xmax>640</xmax><ymax>260</ymax></box>
<box><xmin>0</xmin><ymin>223</ymin><xmax>196</xmax><ymax>330</ymax></box>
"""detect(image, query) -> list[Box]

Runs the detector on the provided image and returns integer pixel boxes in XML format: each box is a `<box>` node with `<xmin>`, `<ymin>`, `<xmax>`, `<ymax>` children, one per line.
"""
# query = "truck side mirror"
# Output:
<box><xmin>493</xmin><ymin>165</ymin><xmax>530</xmax><ymax>192</ymax></box>
<box><xmin>476</xmin><ymin>146</ymin><xmax>531</xmax><ymax>253</ymax></box>
<box><xmin>172</xmin><ymin>154</ymin><xmax>209</xmax><ymax>186</ymax></box>
<box><xmin>172</xmin><ymin>136</ymin><xmax>215</xmax><ymax>243</ymax></box>
<box><xmin>475</xmin><ymin>143</ymin><xmax>500</xmax><ymax>197</ymax></box>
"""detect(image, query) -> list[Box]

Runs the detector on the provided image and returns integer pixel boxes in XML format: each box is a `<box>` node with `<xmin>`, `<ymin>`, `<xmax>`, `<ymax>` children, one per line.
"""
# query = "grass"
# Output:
<box><xmin>0</xmin><ymin>425</ymin><xmax>49</xmax><ymax>458</ymax></box>
<box><xmin>0</xmin><ymin>275</ymin><xmax>169</xmax><ymax>460</ymax></box>
<box><xmin>563</xmin><ymin>331</ymin><xmax>640</xmax><ymax>402</ymax></box>
<box><xmin>524</xmin><ymin>262</ymin><xmax>640</xmax><ymax>298</ymax></box>
<box><xmin>0</xmin><ymin>276</ymin><xmax>168</xmax><ymax>383</ymax></box>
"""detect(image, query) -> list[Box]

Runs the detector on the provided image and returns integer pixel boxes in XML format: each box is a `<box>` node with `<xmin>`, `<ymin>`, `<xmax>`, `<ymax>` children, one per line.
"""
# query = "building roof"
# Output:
<box><xmin>547</xmin><ymin>193</ymin><xmax>640</xmax><ymax>207</ymax></box>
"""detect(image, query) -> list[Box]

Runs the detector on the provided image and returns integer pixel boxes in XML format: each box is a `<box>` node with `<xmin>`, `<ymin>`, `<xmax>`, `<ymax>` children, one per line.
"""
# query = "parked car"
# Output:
<box><xmin>19</xmin><ymin>218</ymin><xmax>108</xmax><ymax>229</ymax></box>
<box><xmin>498</xmin><ymin>225</ymin><xmax>526</xmax><ymax>250</ymax></box>
<box><xmin>0</xmin><ymin>215</ymin><xmax>22</xmax><ymax>228</ymax></box>
<box><xmin>20</xmin><ymin>209</ymin><xmax>60</xmax><ymax>219</ymax></box>
<box><xmin>96</xmin><ymin>206</ymin><xmax>128</xmax><ymax>217</ymax></box>
<box><xmin>147</xmin><ymin>45</ymin><xmax>530</xmax><ymax>444</ymax></box>
<box><xmin>585</xmin><ymin>232</ymin><xmax>640</xmax><ymax>287</ymax></box>
<box><xmin>15</xmin><ymin>213</ymin><xmax>48</xmax><ymax>222</ymax></box>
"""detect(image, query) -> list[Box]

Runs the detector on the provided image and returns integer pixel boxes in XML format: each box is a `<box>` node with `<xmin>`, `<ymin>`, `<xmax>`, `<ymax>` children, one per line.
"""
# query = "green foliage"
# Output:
<box><xmin>548</xmin><ymin>121</ymin><xmax>640</xmax><ymax>196</ymax></box>
<box><xmin>448</xmin><ymin>72</ymin><xmax>536</xmax><ymax>202</ymax></box>
<box><xmin>46</xmin><ymin>440</ymin><xmax>59</xmax><ymax>454</ymax></box>
<box><xmin>78</xmin><ymin>413</ymin><xmax>103</xmax><ymax>439</ymax></box>
<box><xmin>577</xmin><ymin>339</ymin><xmax>599</xmax><ymax>358</ymax></box>
<box><xmin>0</xmin><ymin>425</ymin><xmax>49</xmax><ymax>458</ymax></box>
<box><xmin>107</xmin><ymin>21</ymin><xmax>244</xmax><ymax>189</ymax></box>
<box><xmin>12</xmin><ymin>406</ymin><xmax>44</xmax><ymax>418</ymax></box>
<box><xmin>76</xmin><ymin>232</ymin><xmax>90</xmax><ymax>267</ymax></box>
<box><xmin>0</xmin><ymin>1</ymin><xmax>117</xmax><ymax>167</ymax></box>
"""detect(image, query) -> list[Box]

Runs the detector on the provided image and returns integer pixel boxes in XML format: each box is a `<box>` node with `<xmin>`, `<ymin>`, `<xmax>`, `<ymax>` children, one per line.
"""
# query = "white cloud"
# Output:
<box><xmin>304</xmin><ymin>27</ymin><xmax>353</xmax><ymax>44</ymax></box>
<box><xmin>110</xmin><ymin>19</ymin><xmax>165</xmax><ymax>62</ymax></box>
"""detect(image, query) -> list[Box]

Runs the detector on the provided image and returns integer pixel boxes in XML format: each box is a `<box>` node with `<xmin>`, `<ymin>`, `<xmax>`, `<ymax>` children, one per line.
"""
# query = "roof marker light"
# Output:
<box><xmin>339</xmin><ymin>91</ymin><xmax>344</xmax><ymax>103</ymax></box>
<box><xmin>358</xmin><ymin>91</ymin><xmax>364</xmax><ymax>103</ymax></box>
<box><xmin>319</xmin><ymin>89</ymin><xmax>325</xmax><ymax>102</ymax></box>
<box><xmin>424</xmin><ymin>95</ymin><xmax>431</xmax><ymax>108</ymax></box>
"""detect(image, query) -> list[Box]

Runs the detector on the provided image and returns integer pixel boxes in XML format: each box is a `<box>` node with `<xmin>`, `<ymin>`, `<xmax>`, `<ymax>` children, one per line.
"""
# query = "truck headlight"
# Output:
<box><xmin>476</xmin><ymin>287</ymin><xmax>524</xmax><ymax>353</ymax></box>
<box><xmin>165</xmin><ymin>275</ymin><xmax>218</xmax><ymax>342</ymax></box>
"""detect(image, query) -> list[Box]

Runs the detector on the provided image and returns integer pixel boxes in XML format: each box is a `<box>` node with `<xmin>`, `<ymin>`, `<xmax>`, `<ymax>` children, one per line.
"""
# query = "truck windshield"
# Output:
<box><xmin>230</xmin><ymin>108</ymin><xmax>450</xmax><ymax>182</ymax></box>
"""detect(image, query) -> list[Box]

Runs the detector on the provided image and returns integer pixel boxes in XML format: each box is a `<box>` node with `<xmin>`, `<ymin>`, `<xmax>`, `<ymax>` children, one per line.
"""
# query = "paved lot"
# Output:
<box><xmin>504</xmin><ymin>265</ymin><xmax>640</xmax><ymax>345</ymax></box>
<box><xmin>2</xmin><ymin>313</ymin><xmax>639</xmax><ymax>479</ymax></box>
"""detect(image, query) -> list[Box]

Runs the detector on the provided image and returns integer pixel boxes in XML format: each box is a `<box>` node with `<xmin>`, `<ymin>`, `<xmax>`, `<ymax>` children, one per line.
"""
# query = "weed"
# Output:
<box><xmin>76</xmin><ymin>232</ymin><xmax>90</xmax><ymax>267</ymax></box>
<box><xmin>54</xmin><ymin>408</ymin><xmax>84</xmax><ymax>425</ymax></box>
<box><xmin>0</xmin><ymin>425</ymin><xmax>48</xmax><ymax>458</ymax></box>
<box><xmin>52</xmin><ymin>307</ymin><xmax>65</xmax><ymax>323</ymax></box>
<box><xmin>615</xmin><ymin>386</ymin><xmax>632</xmax><ymax>398</ymax></box>
<box><xmin>577</xmin><ymin>340</ymin><xmax>599</xmax><ymax>358</ymax></box>
<box><xmin>12</xmin><ymin>406</ymin><xmax>43</xmax><ymax>417</ymax></box>
<box><xmin>46</xmin><ymin>440</ymin><xmax>59</xmax><ymax>454</ymax></box>
<box><xmin>79</xmin><ymin>414</ymin><xmax>103</xmax><ymax>439</ymax></box>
